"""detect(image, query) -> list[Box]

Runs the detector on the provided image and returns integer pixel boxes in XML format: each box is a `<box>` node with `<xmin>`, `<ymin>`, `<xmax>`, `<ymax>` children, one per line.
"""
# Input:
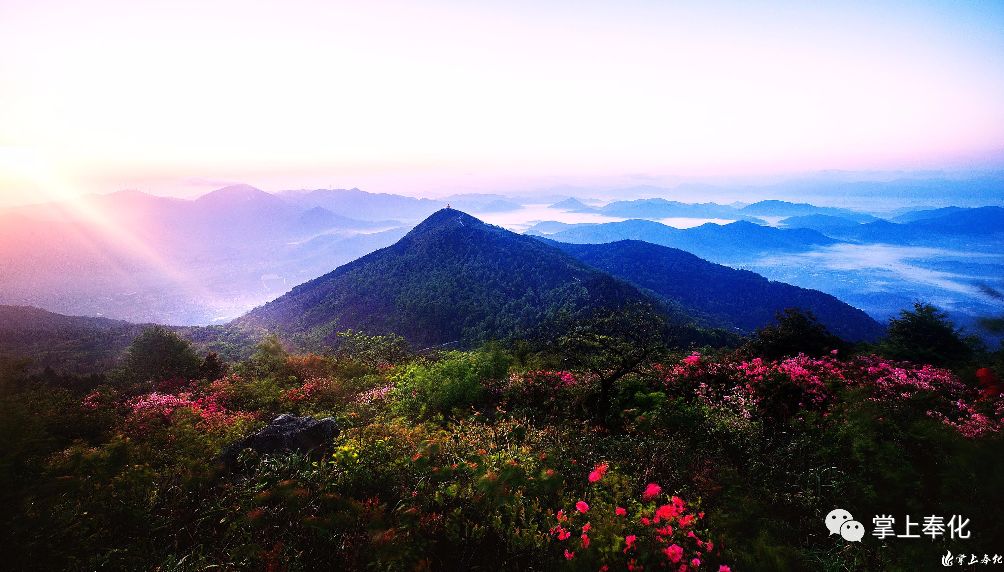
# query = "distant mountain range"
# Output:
<box><xmin>527</xmin><ymin>205</ymin><xmax>1004</xmax><ymax>256</ymax></box>
<box><xmin>777</xmin><ymin>214</ymin><xmax>864</xmax><ymax>233</ymax></box>
<box><xmin>738</xmin><ymin>200</ymin><xmax>878</xmax><ymax>221</ymax></box>
<box><xmin>544</xmin><ymin>197</ymin><xmax>878</xmax><ymax>223</ymax></box>
<box><xmin>890</xmin><ymin>206</ymin><xmax>968</xmax><ymax>224</ymax></box>
<box><xmin>279</xmin><ymin>187</ymin><xmax>444</xmax><ymax>221</ymax></box>
<box><xmin>820</xmin><ymin>206</ymin><xmax>1004</xmax><ymax>243</ymax></box>
<box><xmin>526</xmin><ymin>219</ymin><xmax>839</xmax><ymax>263</ymax></box>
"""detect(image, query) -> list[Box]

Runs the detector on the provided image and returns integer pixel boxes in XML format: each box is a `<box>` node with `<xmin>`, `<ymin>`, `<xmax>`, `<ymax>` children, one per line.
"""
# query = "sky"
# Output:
<box><xmin>1</xmin><ymin>0</ymin><xmax>1003</xmax><ymax>206</ymax></box>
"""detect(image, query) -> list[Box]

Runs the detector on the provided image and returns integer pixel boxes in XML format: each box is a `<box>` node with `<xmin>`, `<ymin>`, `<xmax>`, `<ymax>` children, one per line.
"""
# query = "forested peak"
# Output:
<box><xmin>404</xmin><ymin>208</ymin><xmax>489</xmax><ymax>238</ymax></box>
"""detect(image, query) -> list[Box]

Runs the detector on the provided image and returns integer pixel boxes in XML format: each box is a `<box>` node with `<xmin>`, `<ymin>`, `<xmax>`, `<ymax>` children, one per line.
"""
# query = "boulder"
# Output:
<box><xmin>220</xmin><ymin>413</ymin><xmax>338</xmax><ymax>467</ymax></box>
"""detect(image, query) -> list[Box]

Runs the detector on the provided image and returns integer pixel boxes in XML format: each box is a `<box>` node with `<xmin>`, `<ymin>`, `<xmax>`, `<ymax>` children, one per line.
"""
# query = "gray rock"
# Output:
<box><xmin>220</xmin><ymin>413</ymin><xmax>338</xmax><ymax>467</ymax></box>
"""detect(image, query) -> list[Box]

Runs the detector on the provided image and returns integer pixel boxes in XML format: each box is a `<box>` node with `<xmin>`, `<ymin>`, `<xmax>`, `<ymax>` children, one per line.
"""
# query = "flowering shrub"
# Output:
<box><xmin>129</xmin><ymin>391</ymin><xmax>194</xmax><ymax>418</ymax></box>
<box><xmin>501</xmin><ymin>369</ymin><xmax>587</xmax><ymax>418</ymax></box>
<box><xmin>282</xmin><ymin>378</ymin><xmax>327</xmax><ymax>403</ymax></box>
<box><xmin>124</xmin><ymin>380</ymin><xmax>256</xmax><ymax>433</ymax></box>
<box><xmin>550</xmin><ymin>463</ymin><xmax>730</xmax><ymax>570</ymax></box>
<box><xmin>355</xmin><ymin>383</ymin><xmax>394</xmax><ymax>405</ymax></box>
<box><xmin>659</xmin><ymin>352</ymin><xmax>1003</xmax><ymax>437</ymax></box>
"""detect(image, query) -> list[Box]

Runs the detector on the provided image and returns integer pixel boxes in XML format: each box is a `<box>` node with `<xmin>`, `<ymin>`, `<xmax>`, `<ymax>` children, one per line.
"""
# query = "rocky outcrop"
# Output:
<box><xmin>220</xmin><ymin>414</ymin><xmax>338</xmax><ymax>467</ymax></box>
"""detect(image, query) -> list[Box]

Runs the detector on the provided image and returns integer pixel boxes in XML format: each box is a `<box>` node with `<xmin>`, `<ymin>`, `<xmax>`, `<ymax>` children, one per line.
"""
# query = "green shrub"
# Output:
<box><xmin>392</xmin><ymin>345</ymin><xmax>511</xmax><ymax>418</ymax></box>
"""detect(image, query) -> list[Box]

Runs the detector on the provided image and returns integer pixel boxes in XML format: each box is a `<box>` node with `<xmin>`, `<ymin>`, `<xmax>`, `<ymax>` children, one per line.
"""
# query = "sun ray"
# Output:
<box><xmin>1</xmin><ymin>148</ymin><xmax>217</xmax><ymax>319</ymax></box>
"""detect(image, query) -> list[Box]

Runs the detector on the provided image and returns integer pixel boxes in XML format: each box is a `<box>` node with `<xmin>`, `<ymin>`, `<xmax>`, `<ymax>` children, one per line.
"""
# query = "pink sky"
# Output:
<box><xmin>1</xmin><ymin>0</ymin><xmax>1003</xmax><ymax>206</ymax></box>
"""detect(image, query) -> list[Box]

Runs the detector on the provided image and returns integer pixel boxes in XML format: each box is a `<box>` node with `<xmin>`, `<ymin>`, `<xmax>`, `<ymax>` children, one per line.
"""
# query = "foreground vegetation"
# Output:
<box><xmin>2</xmin><ymin>305</ymin><xmax>1003</xmax><ymax>571</ymax></box>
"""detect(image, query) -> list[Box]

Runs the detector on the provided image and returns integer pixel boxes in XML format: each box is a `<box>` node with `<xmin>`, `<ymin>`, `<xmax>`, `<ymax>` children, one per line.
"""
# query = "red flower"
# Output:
<box><xmin>588</xmin><ymin>462</ymin><xmax>609</xmax><ymax>483</ymax></box>
<box><xmin>624</xmin><ymin>534</ymin><xmax>637</xmax><ymax>552</ymax></box>
<box><xmin>643</xmin><ymin>482</ymin><xmax>662</xmax><ymax>499</ymax></box>
<box><xmin>564</xmin><ymin>549</ymin><xmax>575</xmax><ymax>560</ymax></box>
<box><xmin>664</xmin><ymin>543</ymin><xmax>684</xmax><ymax>563</ymax></box>
<box><xmin>655</xmin><ymin>503</ymin><xmax>680</xmax><ymax>521</ymax></box>
<box><xmin>581</xmin><ymin>533</ymin><xmax>591</xmax><ymax>548</ymax></box>
<box><xmin>719</xmin><ymin>566</ymin><xmax>731</xmax><ymax>572</ymax></box>
<box><xmin>616</xmin><ymin>506</ymin><xmax>628</xmax><ymax>516</ymax></box>
<box><xmin>576</xmin><ymin>501</ymin><xmax>590</xmax><ymax>513</ymax></box>
<box><xmin>582</xmin><ymin>522</ymin><xmax>592</xmax><ymax>532</ymax></box>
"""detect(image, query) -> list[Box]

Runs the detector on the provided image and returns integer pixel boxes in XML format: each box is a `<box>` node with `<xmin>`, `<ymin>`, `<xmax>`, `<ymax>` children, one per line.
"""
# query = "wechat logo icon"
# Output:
<box><xmin>826</xmin><ymin>509</ymin><xmax>866</xmax><ymax>542</ymax></box>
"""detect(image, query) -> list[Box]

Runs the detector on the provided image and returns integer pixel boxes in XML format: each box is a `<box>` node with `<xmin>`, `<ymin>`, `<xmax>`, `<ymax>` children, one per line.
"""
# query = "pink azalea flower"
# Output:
<box><xmin>581</xmin><ymin>533</ymin><xmax>590</xmax><ymax>548</ymax></box>
<box><xmin>576</xmin><ymin>501</ymin><xmax>590</xmax><ymax>514</ymax></box>
<box><xmin>616</xmin><ymin>506</ymin><xmax>628</xmax><ymax>516</ymax></box>
<box><xmin>643</xmin><ymin>482</ymin><xmax>662</xmax><ymax>499</ymax></box>
<box><xmin>664</xmin><ymin>543</ymin><xmax>684</xmax><ymax>563</ymax></box>
<box><xmin>719</xmin><ymin>566</ymin><xmax>731</xmax><ymax>572</ymax></box>
<box><xmin>564</xmin><ymin>549</ymin><xmax>575</xmax><ymax>560</ymax></box>
<box><xmin>655</xmin><ymin>503</ymin><xmax>679</xmax><ymax>521</ymax></box>
<box><xmin>552</xmin><ymin>525</ymin><xmax>571</xmax><ymax>541</ymax></box>
<box><xmin>588</xmin><ymin>462</ymin><xmax>609</xmax><ymax>483</ymax></box>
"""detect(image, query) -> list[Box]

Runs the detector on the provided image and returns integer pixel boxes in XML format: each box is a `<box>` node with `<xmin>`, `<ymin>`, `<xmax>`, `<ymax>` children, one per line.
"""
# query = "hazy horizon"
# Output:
<box><xmin>3</xmin><ymin>169</ymin><xmax>1004</xmax><ymax>212</ymax></box>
